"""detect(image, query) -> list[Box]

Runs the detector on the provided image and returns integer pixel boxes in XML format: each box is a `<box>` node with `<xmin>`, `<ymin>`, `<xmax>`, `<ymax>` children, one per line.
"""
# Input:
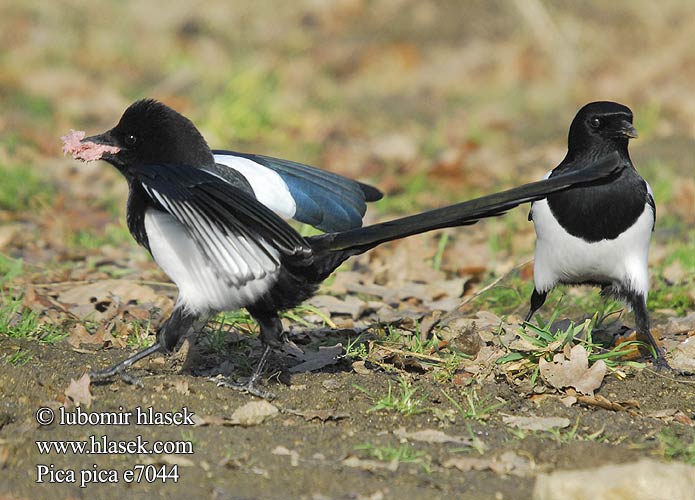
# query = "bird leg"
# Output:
<box><xmin>627</xmin><ymin>292</ymin><xmax>671</xmax><ymax>370</ymax></box>
<box><xmin>214</xmin><ymin>312</ymin><xmax>283</xmax><ymax>399</ymax></box>
<box><xmin>89</xmin><ymin>343</ymin><xmax>164</xmax><ymax>387</ymax></box>
<box><xmin>524</xmin><ymin>289</ymin><xmax>548</xmax><ymax>323</ymax></box>
<box><xmin>90</xmin><ymin>304</ymin><xmax>202</xmax><ymax>385</ymax></box>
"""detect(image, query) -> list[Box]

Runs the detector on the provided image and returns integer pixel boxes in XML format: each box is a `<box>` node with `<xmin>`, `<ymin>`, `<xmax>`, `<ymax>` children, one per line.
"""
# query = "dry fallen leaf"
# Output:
<box><xmin>23</xmin><ymin>286</ymin><xmax>74</xmax><ymax>317</ymax></box>
<box><xmin>669</xmin><ymin>336</ymin><xmax>695</xmax><ymax>372</ymax></box>
<box><xmin>67</xmin><ymin>323</ymin><xmax>99</xmax><ymax>349</ymax></box>
<box><xmin>559</xmin><ymin>396</ymin><xmax>578</xmax><ymax>408</ymax></box>
<box><xmin>192</xmin><ymin>414</ymin><xmax>226</xmax><ymax>427</ymax></box>
<box><xmin>64</xmin><ymin>373</ymin><xmax>93</xmax><ymax>408</ymax></box>
<box><xmin>57</xmin><ymin>280</ymin><xmax>171</xmax><ymax>318</ymax></box>
<box><xmin>502</xmin><ymin>415</ymin><xmax>570</xmax><ymax>431</ymax></box>
<box><xmin>229</xmin><ymin>401</ymin><xmax>279</xmax><ymax>427</ymax></box>
<box><xmin>575</xmin><ymin>394</ymin><xmax>640</xmax><ymax>415</ymax></box>
<box><xmin>352</xmin><ymin>360</ymin><xmax>372</xmax><ymax>375</ymax></box>
<box><xmin>271</xmin><ymin>446</ymin><xmax>300</xmax><ymax>466</ymax></box>
<box><xmin>306</xmin><ymin>294</ymin><xmax>366</xmax><ymax>319</ymax></box>
<box><xmin>539</xmin><ymin>345</ymin><xmax>606</xmax><ymax>395</ymax></box>
<box><xmin>502</xmin><ymin>415</ymin><xmax>570</xmax><ymax>432</ymax></box>
<box><xmin>674</xmin><ymin>412</ymin><xmax>695</xmax><ymax>426</ymax></box>
<box><xmin>394</xmin><ymin>427</ymin><xmax>473</xmax><ymax>445</ymax></box>
<box><xmin>444</xmin><ymin>451</ymin><xmax>532</xmax><ymax>477</ymax></box>
<box><xmin>342</xmin><ymin>455</ymin><xmax>399</xmax><ymax>472</ymax></box>
<box><xmin>194</xmin><ymin>401</ymin><xmax>279</xmax><ymax>427</ymax></box>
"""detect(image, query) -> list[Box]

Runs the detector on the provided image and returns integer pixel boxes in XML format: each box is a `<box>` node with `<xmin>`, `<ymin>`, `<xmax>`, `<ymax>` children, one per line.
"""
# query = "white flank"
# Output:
<box><xmin>144</xmin><ymin>209</ymin><xmax>280</xmax><ymax>313</ymax></box>
<box><xmin>213</xmin><ymin>154</ymin><xmax>297</xmax><ymax>219</ymax></box>
<box><xmin>530</xmin><ymin>199</ymin><xmax>653</xmax><ymax>299</ymax></box>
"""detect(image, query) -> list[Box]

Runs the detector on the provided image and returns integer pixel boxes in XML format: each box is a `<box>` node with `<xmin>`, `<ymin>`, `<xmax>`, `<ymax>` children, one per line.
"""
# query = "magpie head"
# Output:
<box><xmin>567</xmin><ymin>101</ymin><xmax>637</xmax><ymax>157</ymax></box>
<box><xmin>83</xmin><ymin>99</ymin><xmax>215</xmax><ymax>172</ymax></box>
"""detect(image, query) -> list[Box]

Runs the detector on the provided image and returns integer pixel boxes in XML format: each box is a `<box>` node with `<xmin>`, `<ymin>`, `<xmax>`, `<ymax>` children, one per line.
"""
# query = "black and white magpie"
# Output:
<box><xmin>69</xmin><ymin>99</ymin><xmax>625</xmax><ymax>396</ymax></box>
<box><xmin>525</xmin><ymin>101</ymin><xmax>669</xmax><ymax>368</ymax></box>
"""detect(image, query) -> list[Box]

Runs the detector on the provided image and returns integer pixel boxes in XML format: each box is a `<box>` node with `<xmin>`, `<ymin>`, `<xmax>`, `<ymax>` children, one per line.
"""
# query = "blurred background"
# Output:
<box><xmin>1</xmin><ymin>0</ymin><xmax>693</xmax><ymax>315</ymax></box>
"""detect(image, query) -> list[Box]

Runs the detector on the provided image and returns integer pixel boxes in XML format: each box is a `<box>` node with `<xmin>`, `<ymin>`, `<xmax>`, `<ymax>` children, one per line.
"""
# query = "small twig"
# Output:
<box><xmin>377</xmin><ymin>345</ymin><xmax>446</xmax><ymax>364</ymax></box>
<box><xmin>436</xmin><ymin>259</ymin><xmax>532</xmax><ymax>327</ymax></box>
<box><xmin>643</xmin><ymin>367</ymin><xmax>695</xmax><ymax>384</ymax></box>
<box><xmin>575</xmin><ymin>394</ymin><xmax>640</xmax><ymax>416</ymax></box>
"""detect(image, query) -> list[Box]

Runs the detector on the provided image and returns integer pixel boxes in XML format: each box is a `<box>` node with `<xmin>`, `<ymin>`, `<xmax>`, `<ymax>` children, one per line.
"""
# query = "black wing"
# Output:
<box><xmin>131</xmin><ymin>164</ymin><xmax>314</xmax><ymax>281</ymax></box>
<box><xmin>213</xmin><ymin>150</ymin><xmax>382</xmax><ymax>232</ymax></box>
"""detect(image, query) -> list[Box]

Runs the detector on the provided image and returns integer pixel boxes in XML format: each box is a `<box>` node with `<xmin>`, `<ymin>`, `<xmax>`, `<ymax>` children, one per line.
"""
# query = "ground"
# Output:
<box><xmin>1</xmin><ymin>1</ymin><xmax>694</xmax><ymax>499</ymax></box>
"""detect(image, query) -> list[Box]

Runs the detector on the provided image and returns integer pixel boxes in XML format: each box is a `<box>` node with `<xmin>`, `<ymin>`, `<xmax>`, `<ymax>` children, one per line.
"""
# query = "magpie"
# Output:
<box><xmin>525</xmin><ymin>101</ymin><xmax>669</xmax><ymax>368</ymax></box>
<box><xmin>67</xmin><ymin>99</ymin><xmax>624</xmax><ymax>396</ymax></box>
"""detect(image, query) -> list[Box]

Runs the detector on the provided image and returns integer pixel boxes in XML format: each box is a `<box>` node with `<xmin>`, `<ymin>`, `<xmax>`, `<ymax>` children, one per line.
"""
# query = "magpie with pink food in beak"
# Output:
<box><xmin>526</xmin><ymin>101</ymin><xmax>670</xmax><ymax>369</ymax></box>
<box><xmin>67</xmin><ymin>99</ymin><xmax>625</xmax><ymax>397</ymax></box>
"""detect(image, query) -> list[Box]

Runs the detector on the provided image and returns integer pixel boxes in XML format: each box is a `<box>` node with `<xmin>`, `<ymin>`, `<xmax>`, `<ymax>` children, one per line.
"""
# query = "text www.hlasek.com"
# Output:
<box><xmin>36</xmin><ymin>435</ymin><xmax>193</xmax><ymax>455</ymax></box>
<box><xmin>35</xmin><ymin>435</ymin><xmax>191</xmax><ymax>487</ymax></box>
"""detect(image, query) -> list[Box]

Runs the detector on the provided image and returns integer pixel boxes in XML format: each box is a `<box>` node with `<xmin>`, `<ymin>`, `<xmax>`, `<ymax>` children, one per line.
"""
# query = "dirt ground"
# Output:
<box><xmin>1</xmin><ymin>329</ymin><xmax>694</xmax><ymax>500</ymax></box>
<box><xmin>1</xmin><ymin>1</ymin><xmax>695</xmax><ymax>499</ymax></box>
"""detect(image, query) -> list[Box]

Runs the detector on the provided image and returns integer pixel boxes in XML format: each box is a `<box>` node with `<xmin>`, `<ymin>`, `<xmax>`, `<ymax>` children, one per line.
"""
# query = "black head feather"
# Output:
<box><xmin>566</xmin><ymin>101</ymin><xmax>636</xmax><ymax>162</ymax></box>
<box><xmin>546</xmin><ymin>100</ymin><xmax>647</xmax><ymax>242</ymax></box>
<box><xmin>85</xmin><ymin>99</ymin><xmax>215</xmax><ymax>174</ymax></box>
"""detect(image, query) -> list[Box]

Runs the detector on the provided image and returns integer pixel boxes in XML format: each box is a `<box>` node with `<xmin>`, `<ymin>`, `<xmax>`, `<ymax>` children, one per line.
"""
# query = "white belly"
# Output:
<box><xmin>531</xmin><ymin>199</ymin><xmax>653</xmax><ymax>298</ymax></box>
<box><xmin>144</xmin><ymin>210</ymin><xmax>280</xmax><ymax>313</ymax></box>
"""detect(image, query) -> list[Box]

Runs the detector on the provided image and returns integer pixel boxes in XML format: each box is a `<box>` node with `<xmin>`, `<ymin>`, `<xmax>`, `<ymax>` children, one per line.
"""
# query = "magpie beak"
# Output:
<box><xmin>618</xmin><ymin>120</ymin><xmax>638</xmax><ymax>139</ymax></box>
<box><xmin>81</xmin><ymin>130</ymin><xmax>123</xmax><ymax>165</ymax></box>
<box><xmin>82</xmin><ymin>130</ymin><xmax>117</xmax><ymax>147</ymax></box>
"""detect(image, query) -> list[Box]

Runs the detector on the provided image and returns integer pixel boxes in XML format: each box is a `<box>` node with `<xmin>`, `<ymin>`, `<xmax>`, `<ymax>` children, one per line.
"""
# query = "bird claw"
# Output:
<box><xmin>652</xmin><ymin>354</ymin><xmax>672</xmax><ymax>372</ymax></box>
<box><xmin>209</xmin><ymin>376</ymin><xmax>275</xmax><ymax>400</ymax></box>
<box><xmin>650</xmin><ymin>352</ymin><xmax>695</xmax><ymax>376</ymax></box>
<box><xmin>89</xmin><ymin>367</ymin><xmax>145</xmax><ymax>388</ymax></box>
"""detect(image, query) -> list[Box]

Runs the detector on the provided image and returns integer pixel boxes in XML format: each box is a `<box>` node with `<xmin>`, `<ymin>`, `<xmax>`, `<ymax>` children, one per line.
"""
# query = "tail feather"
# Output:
<box><xmin>310</xmin><ymin>152</ymin><xmax>623</xmax><ymax>255</ymax></box>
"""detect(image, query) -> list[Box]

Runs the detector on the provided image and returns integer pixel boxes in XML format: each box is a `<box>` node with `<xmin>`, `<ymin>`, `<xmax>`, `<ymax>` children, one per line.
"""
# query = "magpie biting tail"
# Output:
<box><xmin>67</xmin><ymin>98</ymin><xmax>633</xmax><ymax>397</ymax></box>
<box><xmin>309</xmin><ymin>151</ymin><xmax>623</xmax><ymax>271</ymax></box>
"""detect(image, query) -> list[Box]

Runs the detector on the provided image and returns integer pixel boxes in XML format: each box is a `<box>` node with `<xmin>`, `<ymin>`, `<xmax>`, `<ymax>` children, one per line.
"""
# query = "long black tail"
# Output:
<box><xmin>309</xmin><ymin>152</ymin><xmax>622</xmax><ymax>260</ymax></box>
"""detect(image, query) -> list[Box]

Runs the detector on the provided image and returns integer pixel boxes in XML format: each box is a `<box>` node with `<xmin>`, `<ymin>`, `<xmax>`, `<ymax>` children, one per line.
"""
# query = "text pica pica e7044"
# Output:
<box><xmin>525</xmin><ymin>101</ymin><xmax>668</xmax><ymax>368</ymax></box>
<box><xmin>64</xmin><ymin>99</ymin><xmax>625</xmax><ymax>396</ymax></box>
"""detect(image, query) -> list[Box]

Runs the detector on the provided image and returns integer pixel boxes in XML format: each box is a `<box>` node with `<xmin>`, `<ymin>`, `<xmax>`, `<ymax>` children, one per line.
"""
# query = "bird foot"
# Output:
<box><xmin>652</xmin><ymin>354</ymin><xmax>672</xmax><ymax>372</ymax></box>
<box><xmin>88</xmin><ymin>343</ymin><xmax>163</xmax><ymax>388</ymax></box>
<box><xmin>210</xmin><ymin>376</ymin><xmax>275</xmax><ymax>400</ymax></box>
<box><xmin>209</xmin><ymin>344</ymin><xmax>276</xmax><ymax>399</ymax></box>
<box><xmin>649</xmin><ymin>352</ymin><xmax>695</xmax><ymax>376</ymax></box>
<box><xmin>90</xmin><ymin>368</ymin><xmax>145</xmax><ymax>388</ymax></box>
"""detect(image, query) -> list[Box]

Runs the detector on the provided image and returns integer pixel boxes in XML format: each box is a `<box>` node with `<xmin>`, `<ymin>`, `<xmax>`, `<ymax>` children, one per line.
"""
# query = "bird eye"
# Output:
<box><xmin>589</xmin><ymin>117</ymin><xmax>601</xmax><ymax>129</ymax></box>
<box><xmin>125</xmin><ymin>134</ymin><xmax>137</xmax><ymax>146</ymax></box>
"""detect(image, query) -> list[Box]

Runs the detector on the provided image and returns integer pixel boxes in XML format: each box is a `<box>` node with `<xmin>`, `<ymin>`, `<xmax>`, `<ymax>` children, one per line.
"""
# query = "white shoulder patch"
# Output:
<box><xmin>529</xmin><ymin>169</ymin><xmax>554</xmax><ymax>218</ymax></box>
<box><xmin>213</xmin><ymin>154</ymin><xmax>297</xmax><ymax>219</ymax></box>
<box><xmin>645</xmin><ymin>180</ymin><xmax>654</xmax><ymax>199</ymax></box>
